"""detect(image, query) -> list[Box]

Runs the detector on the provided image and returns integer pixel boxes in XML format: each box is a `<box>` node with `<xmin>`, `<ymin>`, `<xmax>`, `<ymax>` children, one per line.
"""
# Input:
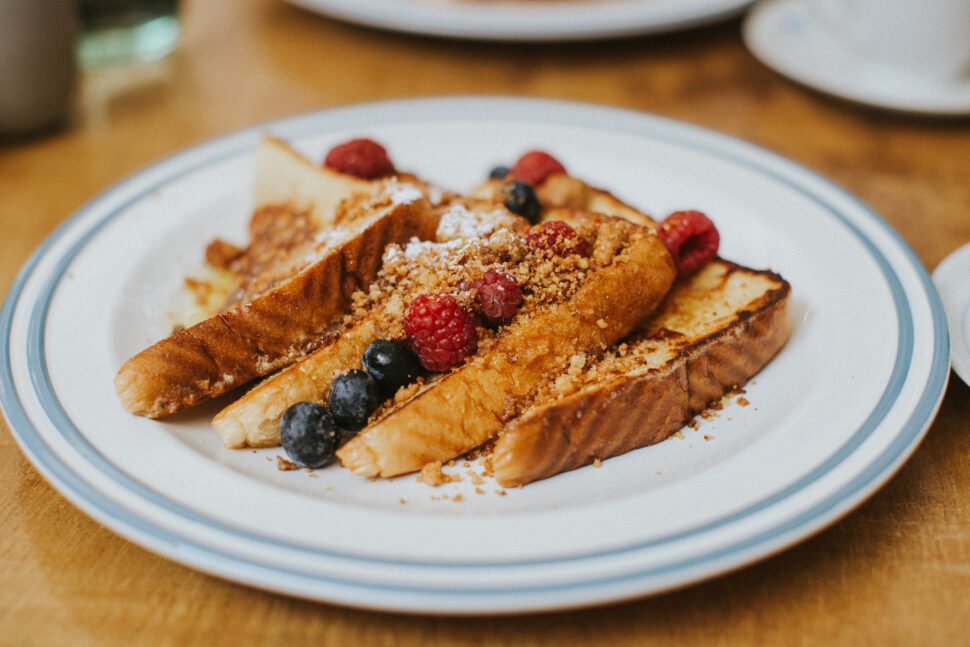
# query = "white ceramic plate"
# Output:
<box><xmin>1</xmin><ymin>97</ymin><xmax>949</xmax><ymax>614</ymax></box>
<box><xmin>743</xmin><ymin>0</ymin><xmax>970</xmax><ymax>116</ymax></box>
<box><xmin>933</xmin><ymin>243</ymin><xmax>970</xmax><ymax>387</ymax></box>
<box><xmin>286</xmin><ymin>0</ymin><xmax>753</xmax><ymax>41</ymax></box>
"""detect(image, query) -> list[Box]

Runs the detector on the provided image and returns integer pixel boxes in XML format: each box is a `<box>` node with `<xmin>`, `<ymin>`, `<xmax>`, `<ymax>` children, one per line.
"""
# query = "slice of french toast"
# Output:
<box><xmin>114</xmin><ymin>143</ymin><xmax>440</xmax><ymax>418</ymax></box>
<box><xmin>469</xmin><ymin>172</ymin><xmax>655</xmax><ymax>228</ymax></box>
<box><xmin>212</xmin><ymin>201</ymin><xmax>530</xmax><ymax>448</ymax></box>
<box><xmin>490</xmin><ymin>259</ymin><xmax>791</xmax><ymax>487</ymax></box>
<box><xmin>335</xmin><ymin>214</ymin><xmax>676</xmax><ymax>478</ymax></box>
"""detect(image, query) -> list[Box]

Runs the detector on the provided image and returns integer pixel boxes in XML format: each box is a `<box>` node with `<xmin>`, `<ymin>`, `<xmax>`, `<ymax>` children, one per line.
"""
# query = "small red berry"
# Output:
<box><xmin>511</xmin><ymin>151</ymin><xmax>567</xmax><ymax>186</ymax></box>
<box><xmin>465</xmin><ymin>269</ymin><xmax>522</xmax><ymax>325</ymax></box>
<box><xmin>657</xmin><ymin>210</ymin><xmax>720</xmax><ymax>277</ymax></box>
<box><xmin>323</xmin><ymin>138</ymin><xmax>395</xmax><ymax>179</ymax></box>
<box><xmin>525</xmin><ymin>220</ymin><xmax>590</xmax><ymax>257</ymax></box>
<box><xmin>403</xmin><ymin>294</ymin><xmax>479</xmax><ymax>372</ymax></box>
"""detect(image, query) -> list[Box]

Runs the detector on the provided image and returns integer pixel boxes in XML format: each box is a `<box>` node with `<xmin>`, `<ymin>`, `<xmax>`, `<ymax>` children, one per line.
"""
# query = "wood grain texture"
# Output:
<box><xmin>1</xmin><ymin>0</ymin><xmax>969</xmax><ymax>644</ymax></box>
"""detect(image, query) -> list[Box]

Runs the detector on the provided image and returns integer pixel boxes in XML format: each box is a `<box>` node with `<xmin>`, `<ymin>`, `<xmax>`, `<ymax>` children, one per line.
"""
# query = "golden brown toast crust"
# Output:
<box><xmin>114</xmin><ymin>196</ymin><xmax>438</xmax><ymax>418</ymax></box>
<box><xmin>336</xmin><ymin>218</ymin><xmax>676</xmax><ymax>478</ymax></box>
<box><xmin>490</xmin><ymin>260</ymin><xmax>791</xmax><ymax>487</ymax></box>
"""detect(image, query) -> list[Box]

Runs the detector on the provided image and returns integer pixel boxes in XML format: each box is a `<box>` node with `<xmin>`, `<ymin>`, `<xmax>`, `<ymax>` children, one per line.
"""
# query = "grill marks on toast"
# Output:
<box><xmin>227</xmin><ymin>205</ymin><xmax>321</xmax><ymax>305</ymax></box>
<box><xmin>490</xmin><ymin>260</ymin><xmax>791</xmax><ymax>487</ymax></box>
<box><xmin>114</xmin><ymin>192</ymin><xmax>438</xmax><ymax>418</ymax></box>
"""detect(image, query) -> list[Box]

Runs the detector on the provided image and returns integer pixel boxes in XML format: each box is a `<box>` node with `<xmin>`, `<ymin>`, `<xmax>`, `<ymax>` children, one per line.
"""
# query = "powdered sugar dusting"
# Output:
<box><xmin>381</xmin><ymin>203</ymin><xmax>521</xmax><ymax>266</ymax></box>
<box><xmin>403</xmin><ymin>237</ymin><xmax>470</xmax><ymax>261</ymax></box>
<box><xmin>386</xmin><ymin>182</ymin><xmax>424</xmax><ymax>206</ymax></box>
<box><xmin>436</xmin><ymin>203</ymin><xmax>517</xmax><ymax>242</ymax></box>
<box><xmin>382</xmin><ymin>237</ymin><xmax>469</xmax><ymax>264</ymax></box>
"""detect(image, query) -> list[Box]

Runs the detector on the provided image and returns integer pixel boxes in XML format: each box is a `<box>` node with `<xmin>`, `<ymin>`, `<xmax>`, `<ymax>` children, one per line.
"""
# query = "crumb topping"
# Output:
<box><xmin>417</xmin><ymin>461</ymin><xmax>458</xmax><ymax>486</ymax></box>
<box><xmin>348</xmin><ymin>215</ymin><xmax>622</xmax><ymax>361</ymax></box>
<box><xmin>205</xmin><ymin>239</ymin><xmax>243</xmax><ymax>269</ymax></box>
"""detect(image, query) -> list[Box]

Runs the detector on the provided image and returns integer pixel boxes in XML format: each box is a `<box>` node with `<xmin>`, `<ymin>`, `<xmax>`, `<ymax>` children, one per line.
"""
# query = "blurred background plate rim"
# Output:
<box><xmin>284</xmin><ymin>0</ymin><xmax>755</xmax><ymax>41</ymax></box>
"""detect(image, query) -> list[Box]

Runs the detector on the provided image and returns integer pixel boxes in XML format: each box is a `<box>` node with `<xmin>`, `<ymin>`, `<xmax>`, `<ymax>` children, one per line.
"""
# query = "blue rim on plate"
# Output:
<box><xmin>0</xmin><ymin>97</ymin><xmax>950</xmax><ymax>613</ymax></box>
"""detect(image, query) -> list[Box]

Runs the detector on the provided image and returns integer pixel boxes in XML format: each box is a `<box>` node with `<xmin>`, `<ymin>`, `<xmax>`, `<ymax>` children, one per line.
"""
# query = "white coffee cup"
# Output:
<box><xmin>816</xmin><ymin>0</ymin><xmax>970</xmax><ymax>83</ymax></box>
<box><xmin>0</xmin><ymin>0</ymin><xmax>77</xmax><ymax>135</ymax></box>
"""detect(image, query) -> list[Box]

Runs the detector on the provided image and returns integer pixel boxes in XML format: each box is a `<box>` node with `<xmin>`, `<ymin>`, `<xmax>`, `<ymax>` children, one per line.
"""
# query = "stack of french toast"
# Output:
<box><xmin>114</xmin><ymin>136</ymin><xmax>791</xmax><ymax>488</ymax></box>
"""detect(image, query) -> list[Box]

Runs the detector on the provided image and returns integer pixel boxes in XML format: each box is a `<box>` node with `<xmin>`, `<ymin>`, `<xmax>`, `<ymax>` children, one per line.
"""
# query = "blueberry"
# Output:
<box><xmin>328</xmin><ymin>369</ymin><xmax>381</xmax><ymax>432</ymax></box>
<box><xmin>500</xmin><ymin>180</ymin><xmax>541</xmax><ymax>224</ymax></box>
<box><xmin>362</xmin><ymin>339</ymin><xmax>422</xmax><ymax>397</ymax></box>
<box><xmin>279</xmin><ymin>402</ymin><xmax>339</xmax><ymax>468</ymax></box>
<box><xmin>489</xmin><ymin>165</ymin><xmax>510</xmax><ymax>180</ymax></box>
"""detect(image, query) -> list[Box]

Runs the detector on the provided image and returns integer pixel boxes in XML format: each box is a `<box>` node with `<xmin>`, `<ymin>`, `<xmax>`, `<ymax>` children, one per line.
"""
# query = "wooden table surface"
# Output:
<box><xmin>2</xmin><ymin>1</ymin><xmax>969</xmax><ymax>644</ymax></box>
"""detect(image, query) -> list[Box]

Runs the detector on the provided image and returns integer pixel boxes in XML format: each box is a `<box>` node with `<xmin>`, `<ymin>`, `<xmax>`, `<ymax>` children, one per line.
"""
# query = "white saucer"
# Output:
<box><xmin>743</xmin><ymin>0</ymin><xmax>970</xmax><ymax>116</ymax></box>
<box><xmin>933</xmin><ymin>243</ymin><xmax>970</xmax><ymax>387</ymax></box>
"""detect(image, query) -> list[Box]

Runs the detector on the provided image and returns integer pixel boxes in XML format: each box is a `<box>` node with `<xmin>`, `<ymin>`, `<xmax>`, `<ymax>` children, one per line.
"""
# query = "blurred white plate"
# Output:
<box><xmin>286</xmin><ymin>0</ymin><xmax>753</xmax><ymax>41</ymax></box>
<box><xmin>0</xmin><ymin>97</ymin><xmax>949</xmax><ymax>614</ymax></box>
<box><xmin>744</xmin><ymin>0</ymin><xmax>970</xmax><ymax>115</ymax></box>
<box><xmin>933</xmin><ymin>243</ymin><xmax>970</xmax><ymax>387</ymax></box>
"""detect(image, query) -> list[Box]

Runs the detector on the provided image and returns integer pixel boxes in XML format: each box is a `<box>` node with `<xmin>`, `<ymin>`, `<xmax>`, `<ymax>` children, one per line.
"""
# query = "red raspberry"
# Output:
<box><xmin>403</xmin><ymin>294</ymin><xmax>479</xmax><ymax>372</ymax></box>
<box><xmin>657</xmin><ymin>210</ymin><xmax>720</xmax><ymax>277</ymax></box>
<box><xmin>525</xmin><ymin>220</ymin><xmax>590</xmax><ymax>257</ymax></box>
<box><xmin>511</xmin><ymin>151</ymin><xmax>567</xmax><ymax>186</ymax></box>
<box><xmin>323</xmin><ymin>138</ymin><xmax>395</xmax><ymax>179</ymax></box>
<box><xmin>464</xmin><ymin>270</ymin><xmax>523</xmax><ymax>325</ymax></box>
